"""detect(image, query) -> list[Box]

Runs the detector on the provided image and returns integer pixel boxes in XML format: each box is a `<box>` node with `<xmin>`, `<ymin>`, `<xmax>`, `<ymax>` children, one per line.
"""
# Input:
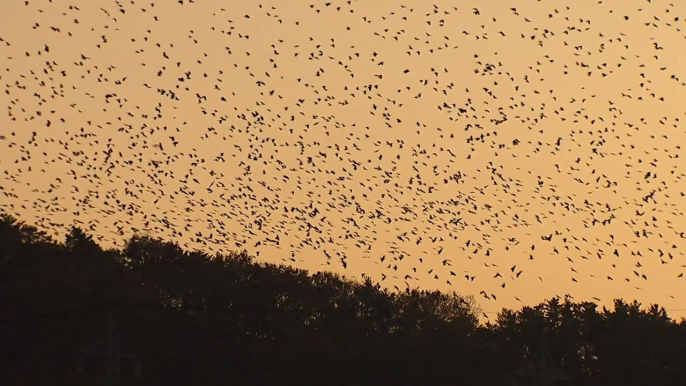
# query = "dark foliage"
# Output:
<box><xmin>1</xmin><ymin>214</ymin><xmax>683</xmax><ymax>385</ymax></box>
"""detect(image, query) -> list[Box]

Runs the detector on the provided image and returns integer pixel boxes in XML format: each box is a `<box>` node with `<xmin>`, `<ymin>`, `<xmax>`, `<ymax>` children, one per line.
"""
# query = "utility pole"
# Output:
<box><xmin>541</xmin><ymin>329</ymin><xmax>546</xmax><ymax>386</ymax></box>
<box><xmin>77</xmin><ymin>307</ymin><xmax>141</xmax><ymax>385</ymax></box>
<box><xmin>512</xmin><ymin>327</ymin><xmax>573</xmax><ymax>386</ymax></box>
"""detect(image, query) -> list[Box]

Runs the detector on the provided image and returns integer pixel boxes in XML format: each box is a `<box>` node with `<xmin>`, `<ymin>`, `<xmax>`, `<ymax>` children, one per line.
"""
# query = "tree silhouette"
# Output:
<box><xmin>2</xmin><ymin>214</ymin><xmax>685</xmax><ymax>385</ymax></box>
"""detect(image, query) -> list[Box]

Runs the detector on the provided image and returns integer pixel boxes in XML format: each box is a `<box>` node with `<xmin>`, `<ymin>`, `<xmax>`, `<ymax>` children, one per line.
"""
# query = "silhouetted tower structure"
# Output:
<box><xmin>510</xmin><ymin>329</ymin><xmax>573</xmax><ymax>386</ymax></box>
<box><xmin>77</xmin><ymin>308</ymin><xmax>141</xmax><ymax>385</ymax></box>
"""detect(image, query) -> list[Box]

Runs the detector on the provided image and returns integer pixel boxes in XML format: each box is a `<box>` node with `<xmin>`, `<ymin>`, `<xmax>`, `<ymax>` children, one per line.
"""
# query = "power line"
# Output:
<box><xmin>77</xmin><ymin>308</ymin><xmax>141</xmax><ymax>385</ymax></box>
<box><xmin>480</xmin><ymin>307</ymin><xmax>686</xmax><ymax>314</ymax></box>
<box><xmin>4</xmin><ymin>299</ymin><xmax>686</xmax><ymax>324</ymax></box>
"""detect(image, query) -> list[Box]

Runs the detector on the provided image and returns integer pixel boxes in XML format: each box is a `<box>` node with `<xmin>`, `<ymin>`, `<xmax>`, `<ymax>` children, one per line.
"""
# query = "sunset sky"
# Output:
<box><xmin>2</xmin><ymin>0</ymin><xmax>686</xmax><ymax>320</ymax></box>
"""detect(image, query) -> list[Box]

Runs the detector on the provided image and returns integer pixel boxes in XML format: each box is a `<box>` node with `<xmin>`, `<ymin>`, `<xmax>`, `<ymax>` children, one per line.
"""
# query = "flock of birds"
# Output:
<box><xmin>2</xmin><ymin>0</ymin><xmax>686</xmax><ymax>315</ymax></box>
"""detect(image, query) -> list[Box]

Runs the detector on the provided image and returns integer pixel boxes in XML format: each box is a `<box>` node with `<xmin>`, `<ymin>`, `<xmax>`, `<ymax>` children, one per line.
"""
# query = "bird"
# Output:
<box><xmin>1</xmin><ymin>0</ymin><xmax>684</xmax><ymax>321</ymax></box>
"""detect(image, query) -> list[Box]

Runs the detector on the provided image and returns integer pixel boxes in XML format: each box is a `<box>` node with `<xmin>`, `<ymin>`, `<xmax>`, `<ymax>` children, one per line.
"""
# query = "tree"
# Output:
<box><xmin>4</xmin><ymin>215</ymin><xmax>686</xmax><ymax>385</ymax></box>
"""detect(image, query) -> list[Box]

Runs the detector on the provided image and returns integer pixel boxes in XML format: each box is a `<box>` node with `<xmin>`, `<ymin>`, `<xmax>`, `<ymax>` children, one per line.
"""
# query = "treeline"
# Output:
<box><xmin>1</xmin><ymin>214</ymin><xmax>684</xmax><ymax>386</ymax></box>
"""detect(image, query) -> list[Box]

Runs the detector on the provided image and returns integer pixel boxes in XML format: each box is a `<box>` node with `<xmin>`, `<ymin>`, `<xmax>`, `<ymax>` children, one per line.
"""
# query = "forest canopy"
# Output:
<box><xmin>1</xmin><ymin>214</ymin><xmax>684</xmax><ymax>386</ymax></box>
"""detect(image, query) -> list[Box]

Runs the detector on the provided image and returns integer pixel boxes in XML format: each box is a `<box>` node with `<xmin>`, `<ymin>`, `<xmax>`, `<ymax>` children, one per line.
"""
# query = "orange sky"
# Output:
<box><xmin>2</xmin><ymin>0</ymin><xmax>686</xmax><ymax>320</ymax></box>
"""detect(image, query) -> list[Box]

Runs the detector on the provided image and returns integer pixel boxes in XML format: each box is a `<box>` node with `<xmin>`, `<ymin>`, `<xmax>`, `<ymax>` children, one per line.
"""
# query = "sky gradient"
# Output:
<box><xmin>2</xmin><ymin>0</ymin><xmax>686</xmax><ymax>320</ymax></box>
